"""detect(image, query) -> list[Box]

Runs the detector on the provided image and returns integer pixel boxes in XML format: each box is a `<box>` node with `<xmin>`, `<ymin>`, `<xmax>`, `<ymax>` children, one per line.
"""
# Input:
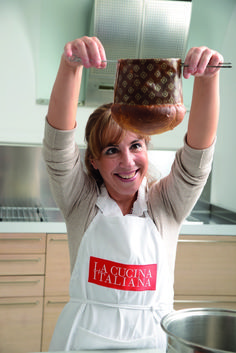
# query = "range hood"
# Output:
<box><xmin>37</xmin><ymin>0</ymin><xmax>192</xmax><ymax>107</ymax></box>
<box><xmin>85</xmin><ymin>0</ymin><xmax>192</xmax><ymax>106</ymax></box>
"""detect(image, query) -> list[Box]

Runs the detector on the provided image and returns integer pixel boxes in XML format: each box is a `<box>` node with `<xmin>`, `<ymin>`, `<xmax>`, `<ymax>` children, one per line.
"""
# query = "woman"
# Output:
<box><xmin>43</xmin><ymin>36</ymin><xmax>223</xmax><ymax>351</ymax></box>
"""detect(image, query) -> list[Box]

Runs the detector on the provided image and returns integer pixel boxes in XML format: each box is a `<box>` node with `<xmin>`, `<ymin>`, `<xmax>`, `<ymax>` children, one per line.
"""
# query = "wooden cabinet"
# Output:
<box><xmin>1</xmin><ymin>231</ymin><xmax>235</xmax><ymax>352</ymax></box>
<box><xmin>42</xmin><ymin>296</ymin><xmax>69</xmax><ymax>352</ymax></box>
<box><xmin>0</xmin><ymin>233</ymin><xmax>45</xmax><ymax>353</ymax></box>
<box><xmin>0</xmin><ymin>297</ymin><xmax>44</xmax><ymax>353</ymax></box>
<box><xmin>0</xmin><ymin>232</ymin><xmax>70</xmax><ymax>353</ymax></box>
<box><xmin>0</xmin><ymin>275</ymin><xmax>44</xmax><ymax>297</ymax></box>
<box><xmin>44</xmin><ymin>233</ymin><xmax>70</xmax><ymax>296</ymax></box>
<box><xmin>174</xmin><ymin>235</ymin><xmax>236</xmax><ymax>310</ymax></box>
<box><xmin>42</xmin><ymin>233</ymin><xmax>70</xmax><ymax>351</ymax></box>
<box><xmin>0</xmin><ymin>233</ymin><xmax>46</xmax><ymax>254</ymax></box>
<box><xmin>0</xmin><ymin>254</ymin><xmax>45</xmax><ymax>276</ymax></box>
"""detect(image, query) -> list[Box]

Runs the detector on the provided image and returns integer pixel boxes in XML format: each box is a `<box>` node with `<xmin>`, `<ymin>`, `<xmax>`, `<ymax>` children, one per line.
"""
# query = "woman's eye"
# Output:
<box><xmin>104</xmin><ymin>147</ymin><xmax>119</xmax><ymax>155</ymax></box>
<box><xmin>131</xmin><ymin>142</ymin><xmax>143</xmax><ymax>151</ymax></box>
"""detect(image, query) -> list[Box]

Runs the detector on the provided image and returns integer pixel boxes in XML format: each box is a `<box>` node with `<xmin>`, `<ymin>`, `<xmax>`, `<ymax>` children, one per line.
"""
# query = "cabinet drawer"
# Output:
<box><xmin>45</xmin><ymin>234</ymin><xmax>70</xmax><ymax>296</ymax></box>
<box><xmin>0</xmin><ymin>296</ymin><xmax>43</xmax><ymax>353</ymax></box>
<box><xmin>0</xmin><ymin>254</ymin><xmax>45</xmax><ymax>275</ymax></box>
<box><xmin>175</xmin><ymin>235</ymin><xmax>236</xmax><ymax>296</ymax></box>
<box><xmin>174</xmin><ymin>295</ymin><xmax>236</xmax><ymax>311</ymax></box>
<box><xmin>42</xmin><ymin>296</ymin><xmax>69</xmax><ymax>352</ymax></box>
<box><xmin>0</xmin><ymin>275</ymin><xmax>44</xmax><ymax>297</ymax></box>
<box><xmin>0</xmin><ymin>233</ymin><xmax>46</xmax><ymax>254</ymax></box>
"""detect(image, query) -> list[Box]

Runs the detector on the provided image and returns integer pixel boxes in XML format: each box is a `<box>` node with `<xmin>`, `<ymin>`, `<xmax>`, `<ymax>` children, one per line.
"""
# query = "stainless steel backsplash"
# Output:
<box><xmin>0</xmin><ymin>144</ymin><xmax>56</xmax><ymax>208</ymax></box>
<box><xmin>0</xmin><ymin>144</ymin><xmax>212</xmax><ymax>207</ymax></box>
<box><xmin>0</xmin><ymin>144</ymin><xmax>211</xmax><ymax>222</ymax></box>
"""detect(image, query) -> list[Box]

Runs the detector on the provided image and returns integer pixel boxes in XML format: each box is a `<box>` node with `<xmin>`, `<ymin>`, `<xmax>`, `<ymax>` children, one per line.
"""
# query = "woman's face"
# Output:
<box><xmin>91</xmin><ymin>131</ymin><xmax>148</xmax><ymax>201</ymax></box>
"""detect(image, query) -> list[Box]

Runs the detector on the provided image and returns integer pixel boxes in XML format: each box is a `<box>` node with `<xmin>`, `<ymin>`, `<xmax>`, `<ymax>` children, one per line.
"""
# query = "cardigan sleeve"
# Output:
<box><xmin>42</xmin><ymin>118</ymin><xmax>98</xmax><ymax>219</ymax></box>
<box><xmin>42</xmin><ymin>119</ymin><xmax>99</xmax><ymax>270</ymax></box>
<box><xmin>148</xmin><ymin>135</ymin><xmax>215</xmax><ymax>277</ymax></box>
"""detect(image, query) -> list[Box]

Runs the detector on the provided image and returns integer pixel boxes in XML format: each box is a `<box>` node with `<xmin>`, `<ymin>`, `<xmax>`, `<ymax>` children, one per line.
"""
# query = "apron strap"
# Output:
<box><xmin>70</xmin><ymin>297</ymin><xmax>171</xmax><ymax>312</ymax></box>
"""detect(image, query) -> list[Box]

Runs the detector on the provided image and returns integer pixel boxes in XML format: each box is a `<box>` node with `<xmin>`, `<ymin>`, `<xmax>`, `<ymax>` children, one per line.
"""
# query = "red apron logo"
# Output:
<box><xmin>88</xmin><ymin>256</ymin><xmax>157</xmax><ymax>291</ymax></box>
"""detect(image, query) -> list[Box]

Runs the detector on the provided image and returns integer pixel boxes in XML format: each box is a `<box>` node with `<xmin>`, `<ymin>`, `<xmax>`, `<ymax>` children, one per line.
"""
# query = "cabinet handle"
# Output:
<box><xmin>0</xmin><ymin>300</ymin><xmax>39</xmax><ymax>306</ymax></box>
<box><xmin>0</xmin><ymin>258</ymin><xmax>41</xmax><ymax>263</ymax></box>
<box><xmin>0</xmin><ymin>238</ymin><xmax>42</xmax><ymax>241</ymax></box>
<box><xmin>49</xmin><ymin>238</ymin><xmax>67</xmax><ymax>242</ymax></box>
<box><xmin>175</xmin><ymin>299</ymin><xmax>236</xmax><ymax>304</ymax></box>
<box><xmin>47</xmin><ymin>300</ymin><xmax>68</xmax><ymax>305</ymax></box>
<box><xmin>178</xmin><ymin>239</ymin><xmax>236</xmax><ymax>244</ymax></box>
<box><xmin>0</xmin><ymin>280</ymin><xmax>40</xmax><ymax>285</ymax></box>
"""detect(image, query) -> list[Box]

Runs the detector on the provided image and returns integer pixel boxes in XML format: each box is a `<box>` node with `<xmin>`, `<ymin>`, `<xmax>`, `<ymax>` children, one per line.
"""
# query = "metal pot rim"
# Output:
<box><xmin>160</xmin><ymin>307</ymin><xmax>236</xmax><ymax>353</ymax></box>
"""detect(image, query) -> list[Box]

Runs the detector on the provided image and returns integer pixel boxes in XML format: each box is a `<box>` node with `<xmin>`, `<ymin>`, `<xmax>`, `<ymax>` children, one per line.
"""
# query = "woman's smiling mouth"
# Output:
<box><xmin>115</xmin><ymin>170</ymin><xmax>139</xmax><ymax>180</ymax></box>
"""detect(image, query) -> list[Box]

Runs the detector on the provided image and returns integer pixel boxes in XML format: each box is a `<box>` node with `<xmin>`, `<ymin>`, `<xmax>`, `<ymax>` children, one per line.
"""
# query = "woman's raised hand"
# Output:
<box><xmin>63</xmin><ymin>36</ymin><xmax>107</xmax><ymax>70</ymax></box>
<box><xmin>183</xmin><ymin>46</ymin><xmax>224</xmax><ymax>79</ymax></box>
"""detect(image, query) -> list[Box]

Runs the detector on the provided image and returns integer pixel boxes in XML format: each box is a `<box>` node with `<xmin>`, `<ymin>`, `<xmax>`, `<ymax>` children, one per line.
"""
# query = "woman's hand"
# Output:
<box><xmin>183</xmin><ymin>46</ymin><xmax>224</xmax><ymax>80</ymax></box>
<box><xmin>63</xmin><ymin>36</ymin><xmax>107</xmax><ymax>70</ymax></box>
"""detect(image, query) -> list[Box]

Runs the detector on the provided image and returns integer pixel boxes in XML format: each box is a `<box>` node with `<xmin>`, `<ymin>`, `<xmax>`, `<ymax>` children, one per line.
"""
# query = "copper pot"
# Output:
<box><xmin>111</xmin><ymin>58</ymin><xmax>186</xmax><ymax>135</ymax></box>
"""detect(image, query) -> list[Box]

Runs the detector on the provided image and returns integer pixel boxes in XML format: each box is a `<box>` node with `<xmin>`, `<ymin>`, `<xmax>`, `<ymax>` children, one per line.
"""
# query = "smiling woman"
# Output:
<box><xmin>84</xmin><ymin>102</ymin><xmax>150</xmax><ymax>192</ymax></box>
<box><xmin>43</xmin><ymin>36</ymin><xmax>222</xmax><ymax>351</ymax></box>
<box><xmin>85</xmin><ymin>103</ymin><xmax>150</xmax><ymax>214</ymax></box>
<box><xmin>90</xmin><ymin>130</ymin><xmax>149</xmax><ymax>215</ymax></box>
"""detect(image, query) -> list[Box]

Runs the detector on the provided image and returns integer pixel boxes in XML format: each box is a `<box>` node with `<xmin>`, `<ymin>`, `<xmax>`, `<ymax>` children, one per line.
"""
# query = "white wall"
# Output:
<box><xmin>0</xmin><ymin>0</ymin><xmax>44</xmax><ymax>144</ymax></box>
<box><xmin>0</xmin><ymin>0</ymin><xmax>236</xmax><ymax>211</ymax></box>
<box><xmin>0</xmin><ymin>0</ymin><xmax>94</xmax><ymax>145</ymax></box>
<box><xmin>210</xmin><ymin>4</ymin><xmax>236</xmax><ymax>212</ymax></box>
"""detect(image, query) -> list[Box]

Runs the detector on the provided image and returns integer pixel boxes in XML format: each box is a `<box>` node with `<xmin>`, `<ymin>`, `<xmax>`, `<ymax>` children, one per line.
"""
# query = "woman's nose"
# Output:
<box><xmin>120</xmin><ymin>150</ymin><xmax>135</xmax><ymax>167</ymax></box>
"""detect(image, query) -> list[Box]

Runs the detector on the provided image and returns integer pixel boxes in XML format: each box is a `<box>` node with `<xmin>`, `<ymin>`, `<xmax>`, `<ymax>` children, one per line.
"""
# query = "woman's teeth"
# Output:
<box><xmin>118</xmin><ymin>171</ymin><xmax>136</xmax><ymax>179</ymax></box>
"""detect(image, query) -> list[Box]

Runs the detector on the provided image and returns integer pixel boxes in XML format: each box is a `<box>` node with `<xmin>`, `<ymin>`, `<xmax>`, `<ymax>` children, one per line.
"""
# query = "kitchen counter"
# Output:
<box><xmin>31</xmin><ymin>349</ymin><xmax>164</xmax><ymax>353</ymax></box>
<box><xmin>0</xmin><ymin>221</ymin><xmax>236</xmax><ymax>236</ymax></box>
<box><xmin>0</xmin><ymin>221</ymin><xmax>67</xmax><ymax>233</ymax></box>
<box><xmin>1</xmin><ymin>201</ymin><xmax>236</xmax><ymax>236</ymax></box>
<box><xmin>1</xmin><ymin>205</ymin><xmax>236</xmax><ymax>235</ymax></box>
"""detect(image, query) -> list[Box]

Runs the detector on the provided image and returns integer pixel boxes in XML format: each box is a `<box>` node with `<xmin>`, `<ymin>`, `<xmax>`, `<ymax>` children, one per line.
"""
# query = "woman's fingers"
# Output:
<box><xmin>183</xmin><ymin>46</ymin><xmax>224</xmax><ymax>79</ymax></box>
<box><xmin>63</xmin><ymin>36</ymin><xmax>107</xmax><ymax>69</ymax></box>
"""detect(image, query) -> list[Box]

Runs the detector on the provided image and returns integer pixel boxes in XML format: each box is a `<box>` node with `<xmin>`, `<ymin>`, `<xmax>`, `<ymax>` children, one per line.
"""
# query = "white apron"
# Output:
<box><xmin>49</xmin><ymin>185</ymin><xmax>174</xmax><ymax>351</ymax></box>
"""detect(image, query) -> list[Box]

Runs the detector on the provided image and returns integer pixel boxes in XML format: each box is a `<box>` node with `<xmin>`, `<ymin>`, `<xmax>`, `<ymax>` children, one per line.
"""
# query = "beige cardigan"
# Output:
<box><xmin>43</xmin><ymin>119</ymin><xmax>215</xmax><ymax>283</ymax></box>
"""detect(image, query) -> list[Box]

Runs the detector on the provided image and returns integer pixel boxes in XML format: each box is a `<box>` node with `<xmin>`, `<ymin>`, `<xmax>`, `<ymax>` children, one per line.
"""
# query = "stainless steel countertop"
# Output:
<box><xmin>1</xmin><ymin>201</ymin><xmax>236</xmax><ymax>236</ymax></box>
<box><xmin>31</xmin><ymin>349</ymin><xmax>164</xmax><ymax>353</ymax></box>
<box><xmin>0</xmin><ymin>221</ymin><xmax>236</xmax><ymax>236</ymax></box>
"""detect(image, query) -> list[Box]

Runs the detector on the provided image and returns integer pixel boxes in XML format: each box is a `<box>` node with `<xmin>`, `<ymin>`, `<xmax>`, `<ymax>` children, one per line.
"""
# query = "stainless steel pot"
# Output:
<box><xmin>161</xmin><ymin>308</ymin><xmax>236</xmax><ymax>353</ymax></box>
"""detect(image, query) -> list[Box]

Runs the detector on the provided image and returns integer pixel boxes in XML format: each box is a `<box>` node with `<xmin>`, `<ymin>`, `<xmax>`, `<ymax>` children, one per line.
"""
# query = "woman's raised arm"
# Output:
<box><xmin>47</xmin><ymin>36</ymin><xmax>107</xmax><ymax>130</ymax></box>
<box><xmin>183</xmin><ymin>46</ymin><xmax>224</xmax><ymax>149</ymax></box>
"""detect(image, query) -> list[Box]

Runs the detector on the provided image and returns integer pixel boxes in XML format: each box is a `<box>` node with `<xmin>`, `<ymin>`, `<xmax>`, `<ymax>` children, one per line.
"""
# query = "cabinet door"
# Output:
<box><xmin>0</xmin><ymin>275</ymin><xmax>44</xmax><ymax>297</ymax></box>
<box><xmin>0</xmin><ymin>254</ymin><xmax>45</xmax><ymax>275</ymax></box>
<box><xmin>0</xmin><ymin>297</ymin><xmax>43</xmax><ymax>353</ymax></box>
<box><xmin>0</xmin><ymin>233</ymin><xmax>46</xmax><ymax>254</ymax></box>
<box><xmin>174</xmin><ymin>235</ymin><xmax>236</xmax><ymax>296</ymax></box>
<box><xmin>42</xmin><ymin>296</ymin><xmax>69</xmax><ymax>352</ymax></box>
<box><xmin>45</xmin><ymin>234</ymin><xmax>70</xmax><ymax>296</ymax></box>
